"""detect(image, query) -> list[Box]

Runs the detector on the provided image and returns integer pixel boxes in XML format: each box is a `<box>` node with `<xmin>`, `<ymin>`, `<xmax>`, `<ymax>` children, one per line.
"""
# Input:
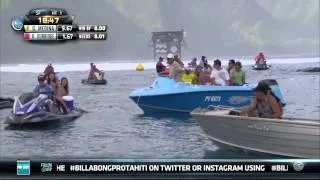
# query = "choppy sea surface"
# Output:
<box><xmin>0</xmin><ymin>58</ymin><xmax>319</xmax><ymax>159</ymax></box>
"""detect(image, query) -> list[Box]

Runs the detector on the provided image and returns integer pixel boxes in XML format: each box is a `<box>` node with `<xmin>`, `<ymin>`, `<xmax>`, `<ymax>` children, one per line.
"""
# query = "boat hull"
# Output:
<box><xmin>130</xmin><ymin>90</ymin><xmax>254</xmax><ymax>114</ymax></box>
<box><xmin>252</xmin><ymin>64</ymin><xmax>271</xmax><ymax>70</ymax></box>
<box><xmin>0</xmin><ymin>100</ymin><xmax>13</xmax><ymax>109</ymax></box>
<box><xmin>5</xmin><ymin>110</ymin><xmax>83</xmax><ymax>125</ymax></box>
<box><xmin>81</xmin><ymin>79</ymin><xmax>107</xmax><ymax>85</ymax></box>
<box><xmin>129</xmin><ymin>77</ymin><xmax>285</xmax><ymax>114</ymax></box>
<box><xmin>191</xmin><ymin>110</ymin><xmax>320</xmax><ymax>158</ymax></box>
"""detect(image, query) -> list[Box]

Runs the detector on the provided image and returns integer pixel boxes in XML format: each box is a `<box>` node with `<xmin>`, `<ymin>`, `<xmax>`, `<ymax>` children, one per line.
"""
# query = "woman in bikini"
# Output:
<box><xmin>55</xmin><ymin>77</ymin><xmax>70</xmax><ymax>114</ymax></box>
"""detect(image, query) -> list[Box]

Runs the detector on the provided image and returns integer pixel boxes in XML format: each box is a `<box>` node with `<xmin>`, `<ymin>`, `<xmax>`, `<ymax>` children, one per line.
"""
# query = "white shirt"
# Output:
<box><xmin>210</xmin><ymin>68</ymin><xmax>230</xmax><ymax>85</ymax></box>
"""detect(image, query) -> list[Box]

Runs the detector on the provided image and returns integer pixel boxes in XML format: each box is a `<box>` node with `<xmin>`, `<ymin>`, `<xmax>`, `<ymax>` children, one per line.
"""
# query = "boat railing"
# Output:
<box><xmin>207</xmin><ymin>105</ymin><xmax>242</xmax><ymax>111</ymax></box>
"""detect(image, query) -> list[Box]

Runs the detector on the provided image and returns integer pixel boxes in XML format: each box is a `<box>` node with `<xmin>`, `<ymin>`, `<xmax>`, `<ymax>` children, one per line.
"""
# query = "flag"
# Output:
<box><xmin>24</xmin><ymin>25</ymin><xmax>31</xmax><ymax>32</ymax></box>
<box><xmin>24</xmin><ymin>33</ymin><xmax>30</xmax><ymax>40</ymax></box>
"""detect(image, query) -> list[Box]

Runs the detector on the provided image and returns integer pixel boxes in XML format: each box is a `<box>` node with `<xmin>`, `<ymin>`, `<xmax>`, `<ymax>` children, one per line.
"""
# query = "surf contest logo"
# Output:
<box><xmin>153</xmin><ymin>32</ymin><xmax>180</xmax><ymax>58</ymax></box>
<box><xmin>11</xmin><ymin>16</ymin><xmax>24</xmax><ymax>31</ymax></box>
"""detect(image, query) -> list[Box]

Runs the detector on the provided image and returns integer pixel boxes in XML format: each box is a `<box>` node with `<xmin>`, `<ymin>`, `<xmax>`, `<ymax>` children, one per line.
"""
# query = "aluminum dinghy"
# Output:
<box><xmin>191</xmin><ymin>109</ymin><xmax>320</xmax><ymax>158</ymax></box>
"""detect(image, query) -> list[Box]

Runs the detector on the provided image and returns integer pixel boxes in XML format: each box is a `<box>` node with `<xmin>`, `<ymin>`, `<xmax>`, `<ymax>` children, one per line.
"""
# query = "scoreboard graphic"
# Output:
<box><xmin>11</xmin><ymin>8</ymin><xmax>108</xmax><ymax>42</ymax></box>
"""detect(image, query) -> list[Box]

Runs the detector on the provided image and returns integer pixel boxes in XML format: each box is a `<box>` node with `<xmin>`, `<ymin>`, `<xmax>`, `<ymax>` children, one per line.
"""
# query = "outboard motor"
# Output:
<box><xmin>12</xmin><ymin>92</ymin><xmax>48</xmax><ymax>116</ymax></box>
<box><xmin>258</xmin><ymin>79</ymin><xmax>286</xmax><ymax>106</ymax></box>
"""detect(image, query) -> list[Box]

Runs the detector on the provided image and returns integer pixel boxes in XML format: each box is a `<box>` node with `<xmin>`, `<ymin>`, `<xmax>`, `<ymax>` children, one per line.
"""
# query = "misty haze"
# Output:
<box><xmin>0</xmin><ymin>0</ymin><xmax>319</xmax><ymax>64</ymax></box>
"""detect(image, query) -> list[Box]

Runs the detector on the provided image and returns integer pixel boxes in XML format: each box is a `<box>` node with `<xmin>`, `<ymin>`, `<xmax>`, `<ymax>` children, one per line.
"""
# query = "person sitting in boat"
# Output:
<box><xmin>88</xmin><ymin>63</ymin><xmax>102</xmax><ymax>80</ymax></box>
<box><xmin>230</xmin><ymin>61</ymin><xmax>246</xmax><ymax>86</ymax></box>
<box><xmin>174</xmin><ymin>55</ymin><xmax>184</xmax><ymax>67</ymax></box>
<box><xmin>227</xmin><ymin>59</ymin><xmax>235</xmax><ymax>74</ymax></box>
<box><xmin>55</xmin><ymin>77</ymin><xmax>70</xmax><ymax>114</ymax></box>
<box><xmin>242</xmin><ymin>83</ymin><xmax>282</xmax><ymax>119</ymax></box>
<box><xmin>192</xmin><ymin>69</ymin><xmax>215</xmax><ymax>85</ymax></box>
<box><xmin>44</xmin><ymin>63</ymin><xmax>54</xmax><ymax>81</ymax></box>
<box><xmin>199</xmin><ymin>56</ymin><xmax>207</xmax><ymax>70</ymax></box>
<box><xmin>255</xmin><ymin>52</ymin><xmax>266</xmax><ymax>64</ymax></box>
<box><xmin>181</xmin><ymin>68</ymin><xmax>196</xmax><ymax>83</ymax></box>
<box><xmin>156</xmin><ymin>57</ymin><xmax>166</xmax><ymax>75</ymax></box>
<box><xmin>33</xmin><ymin>74</ymin><xmax>54</xmax><ymax>112</ymax></box>
<box><xmin>203</xmin><ymin>61</ymin><xmax>213</xmax><ymax>72</ymax></box>
<box><xmin>188</xmin><ymin>57</ymin><xmax>197</xmax><ymax>69</ymax></box>
<box><xmin>210</xmin><ymin>59</ymin><xmax>230</xmax><ymax>86</ymax></box>
<box><xmin>192</xmin><ymin>70</ymin><xmax>201</xmax><ymax>85</ymax></box>
<box><xmin>168</xmin><ymin>54</ymin><xmax>183</xmax><ymax>81</ymax></box>
<box><xmin>47</xmin><ymin>72</ymin><xmax>59</xmax><ymax>92</ymax></box>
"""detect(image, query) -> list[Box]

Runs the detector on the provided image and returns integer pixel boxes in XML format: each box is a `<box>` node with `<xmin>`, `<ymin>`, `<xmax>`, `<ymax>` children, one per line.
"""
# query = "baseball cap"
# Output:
<box><xmin>167</xmin><ymin>53</ymin><xmax>174</xmax><ymax>59</ymax></box>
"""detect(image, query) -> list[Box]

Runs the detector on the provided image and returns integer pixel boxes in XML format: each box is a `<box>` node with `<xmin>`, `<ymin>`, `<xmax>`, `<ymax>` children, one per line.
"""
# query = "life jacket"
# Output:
<box><xmin>181</xmin><ymin>72</ymin><xmax>195</xmax><ymax>83</ymax></box>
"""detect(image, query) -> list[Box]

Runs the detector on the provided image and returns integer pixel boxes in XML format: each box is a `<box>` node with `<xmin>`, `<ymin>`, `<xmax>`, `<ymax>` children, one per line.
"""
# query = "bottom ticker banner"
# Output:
<box><xmin>1</xmin><ymin>159</ymin><xmax>319</xmax><ymax>177</ymax></box>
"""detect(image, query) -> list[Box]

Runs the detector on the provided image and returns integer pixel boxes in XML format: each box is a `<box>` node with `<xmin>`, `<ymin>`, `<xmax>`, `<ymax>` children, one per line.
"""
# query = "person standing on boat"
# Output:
<box><xmin>174</xmin><ymin>55</ymin><xmax>184</xmax><ymax>67</ymax></box>
<box><xmin>199</xmin><ymin>56</ymin><xmax>207</xmax><ymax>70</ymax></box>
<box><xmin>242</xmin><ymin>83</ymin><xmax>282</xmax><ymax>119</ymax></box>
<box><xmin>167</xmin><ymin>53</ymin><xmax>183</xmax><ymax>81</ymax></box>
<box><xmin>210</xmin><ymin>59</ymin><xmax>230</xmax><ymax>86</ymax></box>
<box><xmin>44</xmin><ymin>63</ymin><xmax>54</xmax><ymax>81</ymax></box>
<box><xmin>230</xmin><ymin>61</ymin><xmax>246</xmax><ymax>86</ymax></box>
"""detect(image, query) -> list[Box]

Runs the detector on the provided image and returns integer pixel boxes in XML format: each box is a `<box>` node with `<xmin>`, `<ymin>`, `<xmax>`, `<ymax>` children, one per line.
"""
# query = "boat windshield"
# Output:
<box><xmin>19</xmin><ymin>93</ymin><xmax>37</xmax><ymax>104</ymax></box>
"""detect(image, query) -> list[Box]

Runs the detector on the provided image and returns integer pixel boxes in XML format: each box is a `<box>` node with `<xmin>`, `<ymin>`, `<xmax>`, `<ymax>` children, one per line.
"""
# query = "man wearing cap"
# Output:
<box><xmin>167</xmin><ymin>53</ymin><xmax>183</xmax><ymax>81</ymax></box>
<box><xmin>156</xmin><ymin>57</ymin><xmax>166</xmax><ymax>74</ymax></box>
<box><xmin>210</xmin><ymin>59</ymin><xmax>230</xmax><ymax>86</ymax></box>
<box><xmin>33</xmin><ymin>74</ymin><xmax>54</xmax><ymax>112</ymax></box>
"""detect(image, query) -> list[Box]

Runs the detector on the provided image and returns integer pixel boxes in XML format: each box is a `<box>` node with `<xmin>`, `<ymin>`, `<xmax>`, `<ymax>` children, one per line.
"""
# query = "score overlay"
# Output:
<box><xmin>22</xmin><ymin>25</ymin><xmax>108</xmax><ymax>41</ymax></box>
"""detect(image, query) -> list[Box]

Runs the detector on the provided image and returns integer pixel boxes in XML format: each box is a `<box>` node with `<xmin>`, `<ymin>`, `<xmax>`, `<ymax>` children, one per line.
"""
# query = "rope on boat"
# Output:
<box><xmin>206</xmin><ymin>105</ymin><xmax>242</xmax><ymax>112</ymax></box>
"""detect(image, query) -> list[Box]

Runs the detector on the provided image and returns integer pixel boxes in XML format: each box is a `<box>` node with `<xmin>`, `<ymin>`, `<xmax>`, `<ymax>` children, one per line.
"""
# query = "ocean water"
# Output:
<box><xmin>0</xmin><ymin>58</ymin><xmax>319</xmax><ymax>159</ymax></box>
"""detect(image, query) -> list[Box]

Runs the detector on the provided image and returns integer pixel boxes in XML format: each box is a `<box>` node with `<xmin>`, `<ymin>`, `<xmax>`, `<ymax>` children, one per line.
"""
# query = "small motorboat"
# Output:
<box><xmin>252</xmin><ymin>60</ymin><xmax>271</xmax><ymax>70</ymax></box>
<box><xmin>81</xmin><ymin>71</ymin><xmax>107</xmax><ymax>85</ymax></box>
<box><xmin>191</xmin><ymin>108</ymin><xmax>320</xmax><ymax>158</ymax></box>
<box><xmin>297</xmin><ymin>67</ymin><xmax>320</xmax><ymax>73</ymax></box>
<box><xmin>81</xmin><ymin>79</ymin><xmax>107</xmax><ymax>85</ymax></box>
<box><xmin>5</xmin><ymin>92</ymin><xmax>85</xmax><ymax>126</ymax></box>
<box><xmin>0</xmin><ymin>97</ymin><xmax>14</xmax><ymax>109</ymax></box>
<box><xmin>129</xmin><ymin>77</ymin><xmax>285</xmax><ymax>114</ymax></box>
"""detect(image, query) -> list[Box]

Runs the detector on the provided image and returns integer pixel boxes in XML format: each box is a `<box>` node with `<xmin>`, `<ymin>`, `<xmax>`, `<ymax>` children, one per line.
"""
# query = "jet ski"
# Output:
<box><xmin>4</xmin><ymin>92</ymin><xmax>84</xmax><ymax>125</ymax></box>
<box><xmin>252</xmin><ymin>60</ymin><xmax>271</xmax><ymax>70</ymax></box>
<box><xmin>81</xmin><ymin>71</ymin><xmax>107</xmax><ymax>85</ymax></box>
<box><xmin>0</xmin><ymin>97</ymin><xmax>14</xmax><ymax>109</ymax></box>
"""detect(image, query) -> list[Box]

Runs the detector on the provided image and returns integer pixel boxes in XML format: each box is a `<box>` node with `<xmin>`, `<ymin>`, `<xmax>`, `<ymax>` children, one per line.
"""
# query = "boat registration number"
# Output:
<box><xmin>204</xmin><ymin>96</ymin><xmax>221</xmax><ymax>102</ymax></box>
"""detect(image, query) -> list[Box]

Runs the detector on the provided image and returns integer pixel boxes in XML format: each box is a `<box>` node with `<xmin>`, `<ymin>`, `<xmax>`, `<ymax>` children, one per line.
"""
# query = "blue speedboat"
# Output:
<box><xmin>129</xmin><ymin>77</ymin><xmax>285</xmax><ymax>114</ymax></box>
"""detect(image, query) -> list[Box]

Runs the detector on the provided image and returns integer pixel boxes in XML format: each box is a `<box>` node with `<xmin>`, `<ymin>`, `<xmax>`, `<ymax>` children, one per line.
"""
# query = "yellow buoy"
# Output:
<box><xmin>136</xmin><ymin>63</ymin><xmax>144</xmax><ymax>72</ymax></box>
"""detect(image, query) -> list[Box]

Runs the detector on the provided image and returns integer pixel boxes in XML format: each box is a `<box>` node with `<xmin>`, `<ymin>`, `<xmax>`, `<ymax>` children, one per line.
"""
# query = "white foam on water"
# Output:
<box><xmin>0</xmin><ymin>57</ymin><xmax>319</xmax><ymax>73</ymax></box>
